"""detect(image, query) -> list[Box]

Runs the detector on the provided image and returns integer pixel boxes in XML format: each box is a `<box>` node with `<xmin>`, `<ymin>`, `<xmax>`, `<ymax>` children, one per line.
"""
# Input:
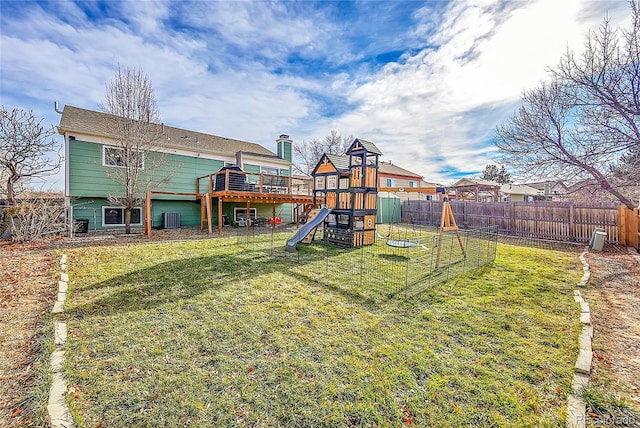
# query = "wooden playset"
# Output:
<box><xmin>310</xmin><ymin>138</ymin><xmax>382</xmax><ymax>248</ymax></box>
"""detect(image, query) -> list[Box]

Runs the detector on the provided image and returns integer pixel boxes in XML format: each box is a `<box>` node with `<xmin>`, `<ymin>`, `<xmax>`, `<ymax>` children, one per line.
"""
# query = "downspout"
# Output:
<box><xmin>54</xmin><ymin>102</ymin><xmax>73</xmax><ymax>237</ymax></box>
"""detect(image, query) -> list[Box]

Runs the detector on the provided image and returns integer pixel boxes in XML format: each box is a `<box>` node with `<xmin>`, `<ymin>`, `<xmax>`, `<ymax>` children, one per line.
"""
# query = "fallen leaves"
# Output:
<box><xmin>0</xmin><ymin>243</ymin><xmax>57</xmax><ymax>426</ymax></box>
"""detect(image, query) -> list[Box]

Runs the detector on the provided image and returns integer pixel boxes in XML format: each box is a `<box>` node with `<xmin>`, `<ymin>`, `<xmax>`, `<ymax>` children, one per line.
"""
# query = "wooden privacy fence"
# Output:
<box><xmin>402</xmin><ymin>200</ymin><xmax>638</xmax><ymax>247</ymax></box>
<box><xmin>619</xmin><ymin>207</ymin><xmax>640</xmax><ymax>248</ymax></box>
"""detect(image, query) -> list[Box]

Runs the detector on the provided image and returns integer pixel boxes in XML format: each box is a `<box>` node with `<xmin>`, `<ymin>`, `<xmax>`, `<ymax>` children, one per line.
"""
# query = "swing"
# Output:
<box><xmin>387</xmin><ymin>238</ymin><xmax>420</xmax><ymax>248</ymax></box>
<box><xmin>383</xmin><ymin>192</ymin><xmax>421</xmax><ymax>248</ymax></box>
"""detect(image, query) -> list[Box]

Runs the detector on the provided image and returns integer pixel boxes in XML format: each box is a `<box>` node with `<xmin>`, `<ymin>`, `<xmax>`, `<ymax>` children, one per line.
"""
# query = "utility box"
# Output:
<box><xmin>162</xmin><ymin>212</ymin><xmax>180</xmax><ymax>229</ymax></box>
<box><xmin>75</xmin><ymin>219</ymin><xmax>89</xmax><ymax>233</ymax></box>
<box><xmin>591</xmin><ymin>230</ymin><xmax>607</xmax><ymax>252</ymax></box>
<box><xmin>589</xmin><ymin>228</ymin><xmax>605</xmax><ymax>247</ymax></box>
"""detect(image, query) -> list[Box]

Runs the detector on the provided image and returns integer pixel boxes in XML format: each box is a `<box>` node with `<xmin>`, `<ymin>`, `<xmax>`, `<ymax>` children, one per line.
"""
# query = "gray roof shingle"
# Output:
<box><xmin>58</xmin><ymin>105</ymin><xmax>277</xmax><ymax>158</ymax></box>
<box><xmin>350</xmin><ymin>138</ymin><xmax>383</xmax><ymax>155</ymax></box>
<box><xmin>325</xmin><ymin>154</ymin><xmax>351</xmax><ymax>171</ymax></box>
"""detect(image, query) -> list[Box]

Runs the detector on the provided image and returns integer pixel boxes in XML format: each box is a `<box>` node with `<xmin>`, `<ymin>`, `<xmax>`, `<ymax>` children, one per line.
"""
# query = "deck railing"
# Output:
<box><xmin>196</xmin><ymin>170</ymin><xmax>312</xmax><ymax>196</ymax></box>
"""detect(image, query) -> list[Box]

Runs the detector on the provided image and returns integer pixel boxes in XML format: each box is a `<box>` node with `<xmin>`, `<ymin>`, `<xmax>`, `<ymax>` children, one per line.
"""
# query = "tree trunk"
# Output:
<box><xmin>6</xmin><ymin>178</ymin><xmax>14</xmax><ymax>205</ymax></box>
<box><xmin>125</xmin><ymin>206</ymin><xmax>131</xmax><ymax>234</ymax></box>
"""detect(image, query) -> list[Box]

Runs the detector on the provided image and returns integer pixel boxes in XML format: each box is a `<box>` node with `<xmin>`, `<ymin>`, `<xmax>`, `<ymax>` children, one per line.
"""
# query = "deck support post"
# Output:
<box><xmin>145</xmin><ymin>189</ymin><xmax>152</xmax><ymax>239</ymax></box>
<box><xmin>217</xmin><ymin>196</ymin><xmax>222</xmax><ymax>234</ymax></box>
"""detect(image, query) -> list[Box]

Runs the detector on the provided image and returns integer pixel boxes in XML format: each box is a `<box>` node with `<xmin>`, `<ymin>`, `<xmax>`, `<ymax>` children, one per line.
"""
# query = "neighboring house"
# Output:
<box><xmin>523</xmin><ymin>180</ymin><xmax>569</xmax><ymax>201</ymax></box>
<box><xmin>378</xmin><ymin>161</ymin><xmax>443</xmax><ymax>201</ymax></box>
<box><xmin>450</xmin><ymin>178</ymin><xmax>542</xmax><ymax>202</ymax></box>
<box><xmin>499</xmin><ymin>183</ymin><xmax>542</xmax><ymax>202</ymax></box>
<box><xmin>58</xmin><ymin>105</ymin><xmax>304</xmax><ymax>232</ymax></box>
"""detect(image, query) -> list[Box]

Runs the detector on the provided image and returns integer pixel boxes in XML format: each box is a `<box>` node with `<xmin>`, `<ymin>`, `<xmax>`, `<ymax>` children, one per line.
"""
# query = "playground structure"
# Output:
<box><xmin>312</xmin><ymin>138</ymin><xmax>382</xmax><ymax>249</ymax></box>
<box><xmin>286</xmin><ymin>138</ymin><xmax>465</xmax><ymax>269</ymax></box>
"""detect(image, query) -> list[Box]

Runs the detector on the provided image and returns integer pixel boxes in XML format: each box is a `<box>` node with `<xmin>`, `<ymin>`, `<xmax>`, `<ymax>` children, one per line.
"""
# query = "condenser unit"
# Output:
<box><xmin>162</xmin><ymin>212</ymin><xmax>180</xmax><ymax>229</ymax></box>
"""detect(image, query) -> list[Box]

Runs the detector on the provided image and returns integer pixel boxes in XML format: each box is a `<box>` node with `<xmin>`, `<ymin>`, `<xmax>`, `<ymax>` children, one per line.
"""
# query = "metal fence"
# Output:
<box><xmin>234</xmin><ymin>224</ymin><xmax>498</xmax><ymax>299</ymax></box>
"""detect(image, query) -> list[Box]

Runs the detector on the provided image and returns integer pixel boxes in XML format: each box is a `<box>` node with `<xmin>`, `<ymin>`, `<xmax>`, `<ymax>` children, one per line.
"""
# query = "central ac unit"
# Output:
<box><xmin>162</xmin><ymin>212</ymin><xmax>180</xmax><ymax>229</ymax></box>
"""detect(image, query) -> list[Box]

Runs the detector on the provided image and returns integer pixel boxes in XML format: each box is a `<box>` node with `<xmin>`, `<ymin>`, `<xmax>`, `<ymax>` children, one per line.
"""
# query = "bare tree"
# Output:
<box><xmin>495</xmin><ymin>1</ymin><xmax>640</xmax><ymax>208</ymax></box>
<box><xmin>293</xmin><ymin>130</ymin><xmax>354</xmax><ymax>175</ymax></box>
<box><xmin>100</xmin><ymin>66</ymin><xmax>167</xmax><ymax>233</ymax></box>
<box><xmin>0</xmin><ymin>107</ymin><xmax>61</xmax><ymax>205</ymax></box>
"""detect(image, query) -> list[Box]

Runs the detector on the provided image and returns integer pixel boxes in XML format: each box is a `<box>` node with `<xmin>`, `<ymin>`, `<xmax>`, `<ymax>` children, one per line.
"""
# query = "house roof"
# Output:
<box><xmin>499</xmin><ymin>184</ymin><xmax>541</xmax><ymax>196</ymax></box>
<box><xmin>452</xmin><ymin>178</ymin><xmax>500</xmax><ymax>187</ymax></box>
<box><xmin>58</xmin><ymin>105</ymin><xmax>277</xmax><ymax>158</ymax></box>
<box><xmin>378</xmin><ymin>161</ymin><xmax>423</xmax><ymax>179</ymax></box>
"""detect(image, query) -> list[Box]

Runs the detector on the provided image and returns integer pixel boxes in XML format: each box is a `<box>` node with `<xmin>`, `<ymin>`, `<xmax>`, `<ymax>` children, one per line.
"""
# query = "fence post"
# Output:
<box><xmin>630</xmin><ymin>208</ymin><xmax>639</xmax><ymax>249</ymax></box>
<box><xmin>569</xmin><ymin>203</ymin><xmax>575</xmax><ymax>241</ymax></box>
<box><xmin>510</xmin><ymin>202</ymin><xmax>516</xmax><ymax>235</ymax></box>
<box><xmin>463</xmin><ymin>201</ymin><xmax>468</xmax><ymax>225</ymax></box>
<box><xmin>619</xmin><ymin>206</ymin><xmax>628</xmax><ymax>246</ymax></box>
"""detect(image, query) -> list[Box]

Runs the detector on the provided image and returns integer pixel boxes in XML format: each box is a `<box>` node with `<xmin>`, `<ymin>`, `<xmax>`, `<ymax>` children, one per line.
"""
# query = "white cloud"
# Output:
<box><xmin>1</xmin><ymin>0</ymin><xmax>632</xmax><ymax>190</ymax></box>
<box><xmin>309</xmin><ymin>0</ymin><xmax>619</xmax><ymax>183</ymax></box>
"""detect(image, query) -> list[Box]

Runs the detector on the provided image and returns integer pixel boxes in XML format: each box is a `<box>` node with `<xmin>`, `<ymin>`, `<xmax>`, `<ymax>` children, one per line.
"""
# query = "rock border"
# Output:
<box><xmin>567</xmin><ymin>249</ymin><xmax>593</xmax><ymax>428</ymax></box>
<box><xmin>48</xmin><ymin>254</ymin><xmax>74</xmax><ymax>428</ymax></box>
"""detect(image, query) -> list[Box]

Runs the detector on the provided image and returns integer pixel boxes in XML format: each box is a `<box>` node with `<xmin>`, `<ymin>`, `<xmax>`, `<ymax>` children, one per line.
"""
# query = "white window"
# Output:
<box><xmin>315</xmin><ymin>176</ymin><xmax>325</xmax><ymax>190</ymax></box>
<box><xmin>409</xmin><ymin>181</ymin><xmax>417</xmax><ymax>188</ymax></box>
<box><xmin>233</xmin><ymin>208</ymin><xmax>256</xmax><ymax>222</ymax></box>
<box><xmin>261</xmin><ymin>166</ymin><xmax>278</xmax><ymax>176</ymax></box>
<box><xmin>385</xmin><ymin>178</ymin><xmax>396</xmax><ymax>187</ymax></box>
<box><xmin>102</xmin><ymin>206</ymin><xmax>143</xmax><ymax>227</ymax></box>
<box><xmin>326</xmin><ymin>175</ymin><xmax>338</xmax><ymax>190</ymax></box>
<box><xmin>103</xmin><ymin>146</ymin><xmax>144</xmax><ymax>168</ymax></box>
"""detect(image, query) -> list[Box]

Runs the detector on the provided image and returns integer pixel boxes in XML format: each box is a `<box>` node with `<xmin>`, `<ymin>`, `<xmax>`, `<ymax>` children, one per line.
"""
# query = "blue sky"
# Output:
<box><xmin>0</xmin><ymin>0</ymin><xmax>631</xmax><ymax>190</ymax></box>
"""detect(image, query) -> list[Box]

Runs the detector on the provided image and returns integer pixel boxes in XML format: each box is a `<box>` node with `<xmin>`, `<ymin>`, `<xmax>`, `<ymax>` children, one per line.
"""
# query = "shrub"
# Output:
<box><xmin>7</xmin><ymin>199</ymin><xmax>67</xmax><ymax>242</ymax></box>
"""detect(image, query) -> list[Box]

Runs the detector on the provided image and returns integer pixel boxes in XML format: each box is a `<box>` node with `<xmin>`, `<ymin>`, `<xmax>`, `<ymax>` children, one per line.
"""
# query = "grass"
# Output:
<box><xmin>63</xmin><ymin>236</ymin><xmax>581</xmax><ymax>427</ymax></box>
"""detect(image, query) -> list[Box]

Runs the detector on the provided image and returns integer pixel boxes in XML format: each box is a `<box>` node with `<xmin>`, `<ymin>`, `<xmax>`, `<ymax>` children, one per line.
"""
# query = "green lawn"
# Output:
<box><xmin>64</xmin><ymin>236</ymin><xmax>581</xmax><ymax>427</ymax></box>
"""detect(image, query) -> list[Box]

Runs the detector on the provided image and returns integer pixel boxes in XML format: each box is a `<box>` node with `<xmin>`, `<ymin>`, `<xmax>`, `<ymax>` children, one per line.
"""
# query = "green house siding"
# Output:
<box><xmin>277</xmin><ymin>141</ymin><xmax>292</xmax><ymax>163</ymax></box>
<box><xmin>71</xmin><ymin>197</ymin><xmax>204</xmax><ymax>230</ymax></box>
<box><xmin>71</xmin><ymin>198</ymin><xmax>293</xmax><ymax>230</ymax></box>
<box><xmin>68</xmin><ymin>139</ymin><xmax>225</xmax><ymax>198</ymax></box>
<box><xmin>68</xmin><ymin>140</ymin><xmax>294</xmax><ymax>230</ymax></box>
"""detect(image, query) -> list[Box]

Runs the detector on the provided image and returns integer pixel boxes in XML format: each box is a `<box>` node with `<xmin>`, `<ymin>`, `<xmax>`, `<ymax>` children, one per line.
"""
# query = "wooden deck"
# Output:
<box><xmin>145</xmin><ymin>169</ymin><xmax>317</xmax><ymax>238</ymax></box>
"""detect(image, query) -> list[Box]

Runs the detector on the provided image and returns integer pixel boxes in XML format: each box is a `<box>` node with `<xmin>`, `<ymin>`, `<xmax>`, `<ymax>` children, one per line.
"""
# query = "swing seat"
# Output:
<box><xmin>386</xmin><ymin>239</ymin><xmax>420</xmax><ymax>248</ymax></box>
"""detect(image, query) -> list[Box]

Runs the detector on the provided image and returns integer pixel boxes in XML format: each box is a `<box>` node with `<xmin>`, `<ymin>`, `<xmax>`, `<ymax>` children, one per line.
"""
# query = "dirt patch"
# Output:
<box><xmin>585</xmin><ymin>248</ymin><xmax>640</xmax><ymax>412</ymax></box>
<box><xmin>0</xmin><ymin>240</ymin><xmax>57</xmax><ymax>427</ymax></box>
